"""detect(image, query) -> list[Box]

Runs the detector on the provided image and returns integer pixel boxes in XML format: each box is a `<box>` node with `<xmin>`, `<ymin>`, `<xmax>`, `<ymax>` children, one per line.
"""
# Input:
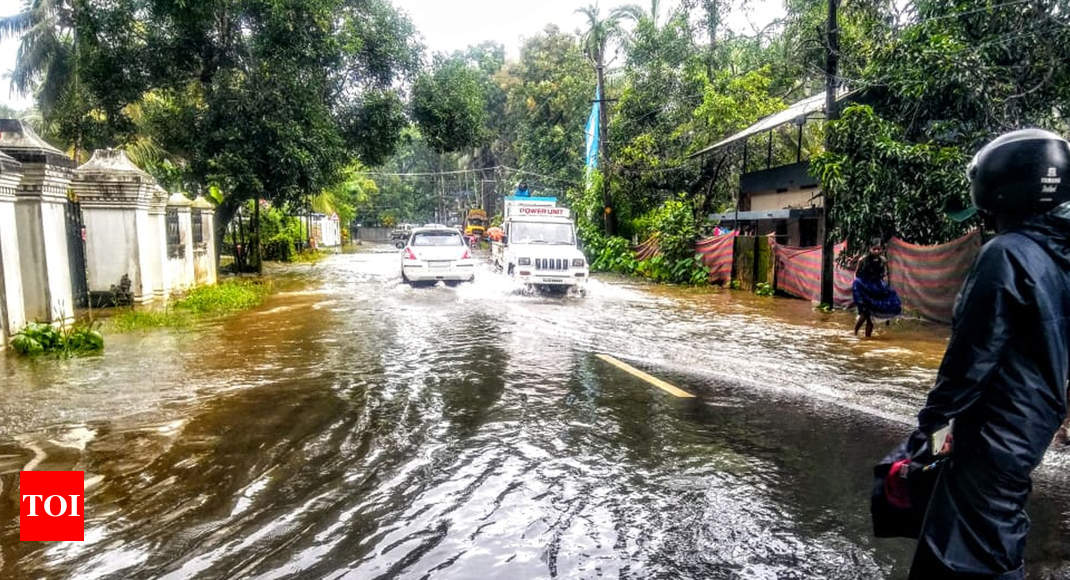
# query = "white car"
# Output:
<box><xmin>401</xmin><ymin>227</ymin><xmax>477</xmax><ymax>286</ymax></box>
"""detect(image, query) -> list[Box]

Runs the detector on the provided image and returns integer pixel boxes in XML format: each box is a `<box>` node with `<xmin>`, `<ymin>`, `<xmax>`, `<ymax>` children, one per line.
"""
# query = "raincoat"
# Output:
<box><xmin>910</xmin><ymin>203</ymin><xmax>1070</xmax><ymax>579</ymax></box>
<box><xmin>852</xmin><ymin>254</ymin><xmax>903</xmax><ymax>320</ymax></box>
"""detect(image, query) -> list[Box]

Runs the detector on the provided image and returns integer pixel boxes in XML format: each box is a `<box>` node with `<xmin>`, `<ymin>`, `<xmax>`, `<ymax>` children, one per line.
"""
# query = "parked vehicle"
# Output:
<box><xmin>400</xmin><ymin>226</ymin><xmax>477</xmax><ymax>286</ymax></box>
<box><xmin>464</xmin><ymin>209</ymin><xmax>488</xmax><ymax>239</ymax></box>
<box><xmin>492</xmin><ymin>196</ymin><xmax>588</xmax><ymax>294</ymax></box>
<box><xmin>391</xmin><ymin>223</ymin><xmax>415</xmax><ymax>249</ymax></box>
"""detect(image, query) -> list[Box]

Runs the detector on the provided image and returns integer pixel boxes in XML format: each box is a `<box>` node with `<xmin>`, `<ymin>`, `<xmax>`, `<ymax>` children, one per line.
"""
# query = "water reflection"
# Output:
<box><xmin>0</xmin><ymin>248</ymin><xmax>1065</xmax><ymax>579</ymax></box>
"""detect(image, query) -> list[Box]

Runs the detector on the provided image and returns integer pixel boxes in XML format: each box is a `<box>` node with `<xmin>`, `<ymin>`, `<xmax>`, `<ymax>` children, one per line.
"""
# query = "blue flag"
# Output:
<box><xmin>584</xmin><ymin>88</ymin><xmax>600</xmax><ymax>173</ymax></box>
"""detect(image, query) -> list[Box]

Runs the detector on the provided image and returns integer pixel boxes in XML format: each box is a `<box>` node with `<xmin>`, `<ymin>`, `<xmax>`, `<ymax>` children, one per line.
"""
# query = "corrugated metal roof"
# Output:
<box><xmin>688</xmin><ymin>90</ymin><xmax>853</xmax><ymax>159</ymax></box>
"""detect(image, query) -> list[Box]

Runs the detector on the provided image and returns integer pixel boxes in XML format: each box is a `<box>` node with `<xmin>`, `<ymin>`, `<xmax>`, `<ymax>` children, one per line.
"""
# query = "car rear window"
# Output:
<box><xmin>412</xmin><ymin>231</ymin><xmax>464</xmax><ymax>246</ymax></box>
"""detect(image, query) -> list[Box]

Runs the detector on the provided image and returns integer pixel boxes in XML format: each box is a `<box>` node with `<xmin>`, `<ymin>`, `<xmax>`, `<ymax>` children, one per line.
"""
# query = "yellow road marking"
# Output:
<box><xmin>596</xmin><ymin>354</ymin><xmax>696</xmax><ymax>399</ymax></box>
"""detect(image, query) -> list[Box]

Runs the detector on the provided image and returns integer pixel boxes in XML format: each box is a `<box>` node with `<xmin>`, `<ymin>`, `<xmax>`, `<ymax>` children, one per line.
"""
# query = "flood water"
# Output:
<box><xmin>1</xmin><ymin>247</ymin><xmax>1068</xmax><ymax>579</ymax></box>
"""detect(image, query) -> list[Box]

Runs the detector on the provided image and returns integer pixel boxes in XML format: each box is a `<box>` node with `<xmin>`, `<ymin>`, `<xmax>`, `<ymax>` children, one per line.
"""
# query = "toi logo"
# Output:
<box><xmin>20</xmin><ymin>471</ymin><xmax>84</xmax><ymax>541</ymax></box>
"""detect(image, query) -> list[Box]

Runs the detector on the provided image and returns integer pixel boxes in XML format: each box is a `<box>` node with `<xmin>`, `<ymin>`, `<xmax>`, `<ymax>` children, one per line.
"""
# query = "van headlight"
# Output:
<box><xmin>518</xmin><ymin>257</ymin><xmax>531</xmax><ymax>266</ymax></box>
<box><xmin>572</xmin><ymin>258</ymin><xmax>586</xmax><ymax>268</ymax></box>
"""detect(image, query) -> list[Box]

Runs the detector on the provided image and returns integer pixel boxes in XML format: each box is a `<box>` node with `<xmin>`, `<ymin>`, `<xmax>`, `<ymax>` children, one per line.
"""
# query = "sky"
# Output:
<box><xmin>0</xmin><ymin>0</ymin><xmax>785</xmax><ymax>111</ymax></box>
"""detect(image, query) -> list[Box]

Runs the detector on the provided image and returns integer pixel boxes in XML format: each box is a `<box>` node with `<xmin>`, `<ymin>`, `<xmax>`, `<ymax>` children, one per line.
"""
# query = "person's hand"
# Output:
<box><xmin>936</xmin><ymin>432</ymin><xmax>954</xmax><ymax>456</ymax></box>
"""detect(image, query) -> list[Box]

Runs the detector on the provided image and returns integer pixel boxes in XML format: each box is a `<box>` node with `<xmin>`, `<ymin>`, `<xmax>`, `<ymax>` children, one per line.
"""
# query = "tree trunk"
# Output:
<box><xmin>254</xmin><ymin>197</ymin><xmax>263</xmax><ymax>275</ymax></box>
<box><xmin>214</xmin><ymin>197</ymin><xmax>241</xmax><ymax>273</ymax></box>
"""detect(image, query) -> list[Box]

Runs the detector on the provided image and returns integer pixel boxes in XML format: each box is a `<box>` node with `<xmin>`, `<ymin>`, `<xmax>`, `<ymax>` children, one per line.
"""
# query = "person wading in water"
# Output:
<box><xmin>909</xmin><ymin>129</ymin><xmax>1070</xmax><ymax>579</ymax></box>
<box><xmin>853</xmin><ymin>240</ymin><xmax>902</xmax><ymax>337</ymax></box>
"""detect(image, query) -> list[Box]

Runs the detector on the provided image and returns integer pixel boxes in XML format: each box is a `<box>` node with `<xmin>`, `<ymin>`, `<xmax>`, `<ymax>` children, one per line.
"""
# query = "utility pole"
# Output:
<box><xmin>820</xmin><ymin>0</ymin><xmax>839</xmax><ymax>307</ymax></box>
<box><xmin>596</xmin><ymin>62</ymin><xmax>614</xmax><ymax>236</ymax></box>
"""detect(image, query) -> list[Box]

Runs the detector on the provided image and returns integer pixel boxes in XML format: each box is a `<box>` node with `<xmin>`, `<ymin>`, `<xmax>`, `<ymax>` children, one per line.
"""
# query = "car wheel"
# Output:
<box><xmin>444</xmin><ymin>280</ymin><xmax>461</xmax><ymax>288</ymax></box>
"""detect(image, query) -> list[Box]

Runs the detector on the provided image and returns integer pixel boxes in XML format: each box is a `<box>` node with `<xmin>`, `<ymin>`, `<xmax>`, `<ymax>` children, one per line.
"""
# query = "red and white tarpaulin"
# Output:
<box><xmin>887</xmin><ymin>231</ymin><xmax>981</xmax><ymax>324</ymax></box>
<box><xmin>772</xmin><ymin>241</ymin><xmax>853</xmax><ymax>307</ymax></box>
<box><xmin>695</xmin><ymin>231</ymin><xmax>737</xmax><ymax>285</ymax></box>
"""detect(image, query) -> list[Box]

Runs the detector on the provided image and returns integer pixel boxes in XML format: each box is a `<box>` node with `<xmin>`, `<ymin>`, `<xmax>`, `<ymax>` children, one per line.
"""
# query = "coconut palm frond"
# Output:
<box><xmin>612</xmin><ymin>4</ymin><xmax>645</xmax><ymax>24</ymax></box>
<box><xmin>124</xmin><ymin>135</ymin><xmax>167</xmax><ymax>169</ymax></box>
<box><xmin>0</xmin><ymin>9</ymin><xmax>33</xmax><ymax>38</ymax></box>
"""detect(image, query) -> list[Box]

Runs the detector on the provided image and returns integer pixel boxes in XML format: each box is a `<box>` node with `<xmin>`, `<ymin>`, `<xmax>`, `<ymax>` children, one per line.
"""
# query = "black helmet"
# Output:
<box><xmin>968</xmin><ymin>128</ymin><xmax>1070</xmax><ymax>217</ymax></box>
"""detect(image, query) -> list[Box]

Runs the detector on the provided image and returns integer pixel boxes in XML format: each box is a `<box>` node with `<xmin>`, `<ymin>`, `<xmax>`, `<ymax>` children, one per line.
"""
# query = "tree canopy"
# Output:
<box><xmin>6</xmin><ymin>0</ymin><xmax>1069</xmax><ymax>275</ymax></box>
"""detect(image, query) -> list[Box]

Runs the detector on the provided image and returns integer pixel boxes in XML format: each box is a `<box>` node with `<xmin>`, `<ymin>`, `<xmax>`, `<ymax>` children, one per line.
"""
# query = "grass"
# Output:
<box><xmin>175</xmin><ymin>279</ymin><xmax>271</xmax><ymax>313</ymax></box>
<box><xmin>107</xmin><ymin>278</ymin><xmax>273</xmax><ymax>332</ymax></box>
<box><xmin>290</xmin><ymin>249</ymin><xmax>328</xmax><ymax>264</ymax></box>
<box><xmin>107</xmin><ymin>309</ymin><xmax>192</xmax><ymax>332</ymax></box>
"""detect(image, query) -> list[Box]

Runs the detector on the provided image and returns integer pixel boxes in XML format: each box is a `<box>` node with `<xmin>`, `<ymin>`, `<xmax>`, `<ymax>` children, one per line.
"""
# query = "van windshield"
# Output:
<box><xmin>510</xmin><ymin>222</ymin><xmax>574</xmax><ymax>245</ymax></box>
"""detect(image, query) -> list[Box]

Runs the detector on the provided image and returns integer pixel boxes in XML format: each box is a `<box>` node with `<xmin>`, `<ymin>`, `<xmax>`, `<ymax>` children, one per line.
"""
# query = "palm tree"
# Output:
<box><xmin>576</xmin><ymin>3</ymin><xmax>628</xmax><ymax>73</ymax></box>
<box><xmin>576</xmin><ymin>3</ymin><xmax>630</xmax><ymax>235</ymax></box>
<box><xmin>614</xmin><ymin>0</ymin><xmax>662</xmax><ymax>29</ymax></box>
<box><xmin>0</xmin><ymin>0</ymin><xmax>77</xmax><ymax>116</ymax></box>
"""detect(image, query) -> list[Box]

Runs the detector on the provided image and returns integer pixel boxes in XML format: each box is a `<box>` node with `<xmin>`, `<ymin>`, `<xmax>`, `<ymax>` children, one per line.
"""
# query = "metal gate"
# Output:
<box><xmin>65</xmin><ymin>200</ymin><xmax>88</xmax><ymax>308</ymax></box>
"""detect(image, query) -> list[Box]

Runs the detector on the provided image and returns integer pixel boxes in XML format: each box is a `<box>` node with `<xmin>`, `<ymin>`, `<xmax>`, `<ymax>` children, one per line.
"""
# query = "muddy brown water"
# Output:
<box><xmin>0</xmin><ymin>247</ymin><xmax>1067</xmax><ymax>579</ymax></box>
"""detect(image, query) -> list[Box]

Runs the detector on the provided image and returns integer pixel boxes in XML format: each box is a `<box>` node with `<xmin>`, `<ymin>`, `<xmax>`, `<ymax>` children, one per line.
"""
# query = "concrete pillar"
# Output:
<box><xmin>149</xmin><ymin>186</ymin><xmax>170</xmax><ymax>300</ymax></box>
<box><xmin>0</xmin><ymin>151</ymin><xmax>25</xmax><ymax>345</ymax></box>
<box><xmin>166</xmin><ymin>193</ymin><xmax>194</xmax><ymax>292</ymax></box>
<box><xmin>0</xmin><ymin>119</ymin><xmax>76</xmax><ymax>324</ymax></box>
<box><xmin>191</xmin><ymin>196</ymin><xmax>217</xmax><ymax>286</ymax></box>
<box><xmin>71</xmin><ymin>148</ymin><xmax>159</xmax><ymax>304</ymax></box>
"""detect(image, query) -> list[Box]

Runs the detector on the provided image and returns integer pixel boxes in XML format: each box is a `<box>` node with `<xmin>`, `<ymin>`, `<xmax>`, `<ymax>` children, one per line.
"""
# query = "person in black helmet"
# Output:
<box><xmin>909</xmin><ymin>128</ymin><xmax>1070</xmax><ymax>579</ymax></box>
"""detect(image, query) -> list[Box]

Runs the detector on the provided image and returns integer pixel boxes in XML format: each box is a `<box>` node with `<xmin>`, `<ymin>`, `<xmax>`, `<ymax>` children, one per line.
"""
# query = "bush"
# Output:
<box><xmin>810</xmin><ymin>105</ymin><xmax>973</xmax><ymax>263</ymax></box>
<box><xmin>257</xmin><ymin>202</ymin><xmax>307</xmax><ymax>262</ymax></box>
<box><xmin>591</xmin><ymin>236</ymin><xmax>638</xmax><ymax>274</ymax></box>
<box><xmin>633</xmin><ymin>197</ymin><xmax>711</xmax><ymax>285</ymax></box>
<box><xmin>11</xmin><ymin>322</ymin><xmax>104</xmax><ymax>357</ymax></box>
<box><xmin>263</xmin><ymin>235</ymin><xmax>295</xmax><ymax>262</ymax></box>
<box><xmin>755</xmin><ymin>282</ymin><xmax>775</xmax><ymax>297</ymax></box>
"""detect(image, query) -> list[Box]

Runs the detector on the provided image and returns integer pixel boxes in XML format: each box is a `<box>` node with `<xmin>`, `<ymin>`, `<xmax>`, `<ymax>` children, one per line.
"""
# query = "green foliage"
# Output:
<box><xmin>174</xmin><ymin>279</ymin><xmax>272</xmax><ymax>314</ymax></box>
<box><xmin>8</xmin><ymin>0</ymin><xmax>422</xmax><ymax>233</ymax></box>
<box><xmin>108</xmin><ymin>279</ymin><xmax>272</xmax><ymax>332</ymax></box>
<box><xmin>107</xmin><ymin>309</ymin><xmax>190</xmax><ymax>332</ymax></box>
<box><xmin>507</xmin><ymin>26</ymin><xmax>595</xmax><ymax>190</ymax></box>
<box><xmin>645</xmin><ymin>197</ymin><xmax>699</xmax><ymax>264</ymax></box>
<box><xmin>256</xmin><ymin>203</ymin><xmax>308</xmax><ymax>262</ymax></box>
<box><xmin>590</xmin><ymin>236</ymin><xmax>638</xmax><ymax>274</ymax></box>
<box><xmin>755</xmin><ymin>282</ymin><xmax>774</xmax><ymax>297</ymax></box>
<box><xmin>341</xmin><ymin>89</ymin><xmax>409</xmax><ymax>168</ymax></box>
<box><xmin>11</xmin><ymin>322</ymin><xmax>104</xmax><ymax>357</ymax></box>
<box><xmin>412</xmin><ymin>55</ymin><xmax>488</xmax><ymax>153</ymax></box>
<box><xmin>810</xmin><ymin>105</ymin><xmax>973</xmax><ymax>261</ymax></box>
<box><xmin>866</xmin><ymin>0</ymin><xmax>1070</xmax><ymax>148</ymax></box>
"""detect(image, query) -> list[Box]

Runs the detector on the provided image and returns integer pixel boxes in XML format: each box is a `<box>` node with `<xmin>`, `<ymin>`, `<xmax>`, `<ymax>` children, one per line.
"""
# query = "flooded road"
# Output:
<box><xmin>1</xmin><ymin>247</ymin><xmax>1068</xmax><ymax>579</ymax></box>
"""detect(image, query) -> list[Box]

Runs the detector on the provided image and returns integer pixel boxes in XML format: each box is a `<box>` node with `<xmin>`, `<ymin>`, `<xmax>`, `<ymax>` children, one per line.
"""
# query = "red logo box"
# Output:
<box><xmin>20</xmin><ymin>471</ymin><xmax>84</xmax><ymax>542</ymax></box>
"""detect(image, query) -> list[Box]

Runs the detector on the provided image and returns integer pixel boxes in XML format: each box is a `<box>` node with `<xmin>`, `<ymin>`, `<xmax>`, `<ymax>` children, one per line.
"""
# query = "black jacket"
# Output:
<box><xmin>914</xmin><ymin>204</ymin><xmax>1070</xmax><ymax>576</ymax></box>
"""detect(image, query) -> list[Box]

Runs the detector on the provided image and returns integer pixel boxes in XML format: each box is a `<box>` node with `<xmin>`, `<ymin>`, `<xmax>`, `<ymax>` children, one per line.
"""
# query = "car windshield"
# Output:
<box><xmin>412</xmin><ymin>231</ymin><xmax>464</xmax><ymax>246</ymax></box>
<box><xmin>469</xmin><ymin>218</ymin><xmax>486</xmax><ymax>227</ymax></box>
<box><xmin>510</xmin><ymin>222</ymin><xmax>574</xmax><ymax>245</ymax></box>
